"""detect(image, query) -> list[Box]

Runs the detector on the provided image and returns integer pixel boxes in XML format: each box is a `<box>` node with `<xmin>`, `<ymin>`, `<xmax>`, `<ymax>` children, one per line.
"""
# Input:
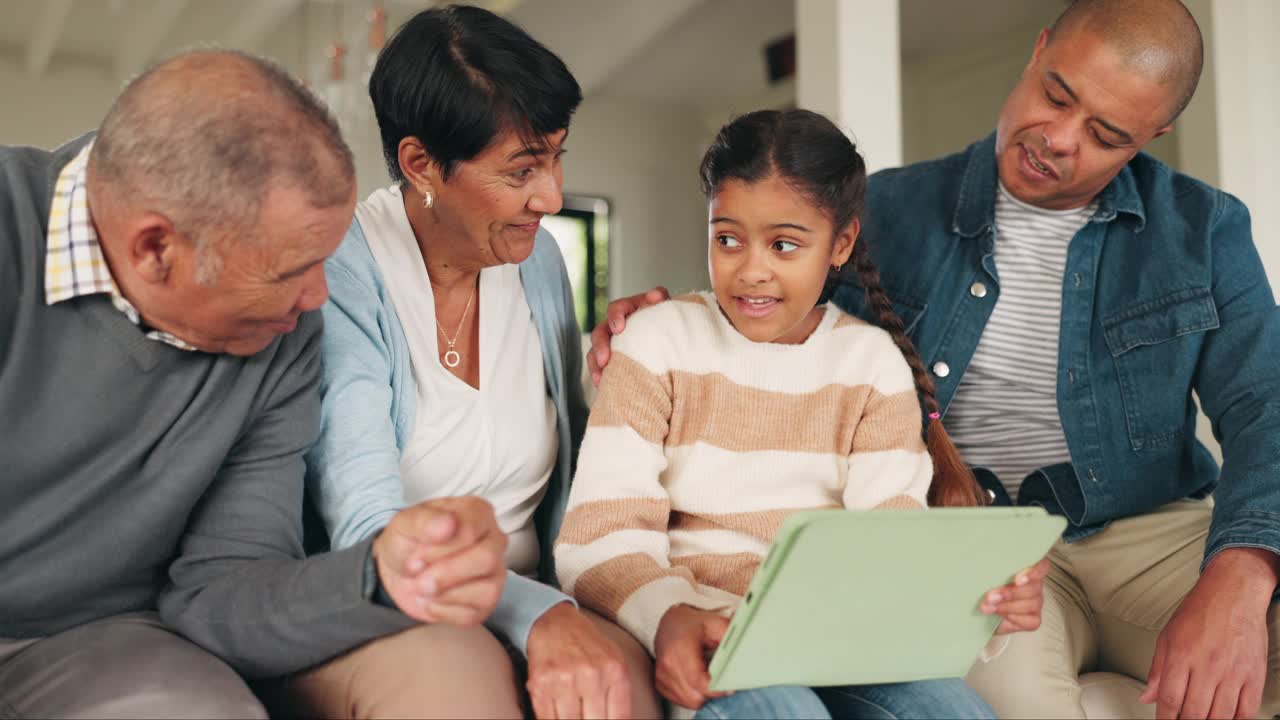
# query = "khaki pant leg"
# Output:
<box><xmin>1069</xmin><ymin>500</ymin><xmax>1280</xmax><ymax>719</ymax></box>
<box><xmin>1264</xmin><ymin>601</ymin><xmax>1280</xmax><ymax>718</ymax></box>
<box><xmin>277</xmin><ymin>623</ymin><xmax>523</xmax><ymax>720</ymax></box>
<box><xmin>1070</xmin><ymin>501</ymin><xmax>1209</xmax><ymax>680</ymax></box>
<box><xmin>965</xmin><ymin>544</ymin><xmax>1098</xmax><ymax>719</ymax></box>
<box><xmin>581</xmin><ymin>609</ymin><xmax>662</xmax><ymax>719</ymax></box>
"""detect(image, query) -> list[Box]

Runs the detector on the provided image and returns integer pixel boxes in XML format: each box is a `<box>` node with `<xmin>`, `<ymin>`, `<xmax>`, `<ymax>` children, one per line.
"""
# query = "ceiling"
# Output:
<box><xmin>0</xmin><ymin>0</ymin><xmax>1065</xmax><ymax>108</ymax></box>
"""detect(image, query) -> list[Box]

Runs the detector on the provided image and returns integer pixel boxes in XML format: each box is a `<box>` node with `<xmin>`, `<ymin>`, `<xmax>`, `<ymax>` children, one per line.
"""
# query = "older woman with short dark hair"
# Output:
<box><xmin>291</xmin><ymin>5</ymin><xmax>658</xmax><ymax>718</ymax></box>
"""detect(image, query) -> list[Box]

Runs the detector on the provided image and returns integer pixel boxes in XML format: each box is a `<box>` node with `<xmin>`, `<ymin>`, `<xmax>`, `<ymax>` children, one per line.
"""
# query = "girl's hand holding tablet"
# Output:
<box><xmin>982</xmin><ymin>557</ymin><xmax>1052</xmax><ymax>635</ymax></box>
<box><xmin>653</xmin><ymin>605</ymin><xmax>734</xmax><ymax>710</ymax></box>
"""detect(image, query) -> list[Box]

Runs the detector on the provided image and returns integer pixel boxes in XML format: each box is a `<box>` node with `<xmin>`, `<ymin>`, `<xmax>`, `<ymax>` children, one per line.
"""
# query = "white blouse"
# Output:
<box><xmin>356</xmin><ymin>186</ymin><xmax>558</xmax><ymax>577</ymax></box>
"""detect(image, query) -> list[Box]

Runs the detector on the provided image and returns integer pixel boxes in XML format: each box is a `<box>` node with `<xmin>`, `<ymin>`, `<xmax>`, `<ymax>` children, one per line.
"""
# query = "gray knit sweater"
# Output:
<box><xmin>0</xmin><ymin>136</ymin><xmax>414</xmax><ymax>677</ymax></box>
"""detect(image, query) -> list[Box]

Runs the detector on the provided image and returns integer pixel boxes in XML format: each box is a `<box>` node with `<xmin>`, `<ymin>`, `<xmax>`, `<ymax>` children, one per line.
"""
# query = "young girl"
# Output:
<box><xmin>554</xmin><ymin>110</ymin><xmax>1045</xmax><ymax>719</ymax></box>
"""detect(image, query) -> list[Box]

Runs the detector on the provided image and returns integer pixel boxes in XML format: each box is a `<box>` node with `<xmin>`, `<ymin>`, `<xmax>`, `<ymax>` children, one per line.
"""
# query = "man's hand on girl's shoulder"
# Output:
<box><xmin>588</xmin><ymin>286</ymin><xmax>670</xmax><ymax>385</ymax></box>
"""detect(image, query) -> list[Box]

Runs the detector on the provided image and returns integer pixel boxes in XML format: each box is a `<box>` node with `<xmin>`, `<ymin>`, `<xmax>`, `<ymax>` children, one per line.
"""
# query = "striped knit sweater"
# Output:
<box><xmin>554</xmin><ymin>292</ymin><xmax>933</xmax><ymax>653</ymax></box>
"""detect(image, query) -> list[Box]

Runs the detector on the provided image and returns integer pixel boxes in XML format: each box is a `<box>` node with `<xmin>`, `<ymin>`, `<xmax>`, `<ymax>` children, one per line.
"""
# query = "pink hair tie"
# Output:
<box><xmin>928</xmin><ymin>412</ymin><xmax>941</xmax><ymax>420</ymax></box>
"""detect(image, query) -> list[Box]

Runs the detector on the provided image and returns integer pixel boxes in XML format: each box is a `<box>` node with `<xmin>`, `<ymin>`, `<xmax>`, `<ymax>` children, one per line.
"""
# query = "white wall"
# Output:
<box><xmin>1185</xmin><ymin>0</ymin><xmax>1280</xmax><ymax>461</ymax></box>
<box><xmin>901</xmin><ymin>41</ymin><xmax>1024</xmax><ymax>165</ymax></box>
<box><xmin>0</xmin><ymin>20</ymin><xmax>337</xmax><ymax>161</ymax></box>
<box><xmin>1176</xmin><ymin>0</ymin><xmax>1220</xmax><ymax>188</ymax></box>
<box><xmin>0</xmin><ymin>53</ymin><xmax>118</xmax><ymax>150</ymax></box>
<box><xmin>1209</xmin><ymin>0</ymin><xmax>1280</xmax><ymax>287</ymax></box>
<box><xmin>561</xmin><ymin>97</ymin><xmax>711</xmax><ymax>298</ymax></box>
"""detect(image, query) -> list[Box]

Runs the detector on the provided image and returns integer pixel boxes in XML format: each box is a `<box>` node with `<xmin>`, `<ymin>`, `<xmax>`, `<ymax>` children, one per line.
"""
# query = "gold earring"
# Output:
<box><xmin>423</xmin><ymin>191</ymin><xmax>434</xmax><ymax>209</ymax></box>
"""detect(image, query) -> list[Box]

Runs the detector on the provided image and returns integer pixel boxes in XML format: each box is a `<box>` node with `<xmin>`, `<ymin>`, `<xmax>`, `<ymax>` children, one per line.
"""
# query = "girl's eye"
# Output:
<box><xmin>773</xmin><ymin>240</ymin><xmax>799</xmax><ymax>253</ymax></box>
<box><xmin>715</xmin><ymin>234</ymin><xmax>742</xmax><ymax>248</ymax></box>
<box><xmin>1045</xmin><ymin>92</ymin><xmax>1067</xmax><ymax>108</ymax></box>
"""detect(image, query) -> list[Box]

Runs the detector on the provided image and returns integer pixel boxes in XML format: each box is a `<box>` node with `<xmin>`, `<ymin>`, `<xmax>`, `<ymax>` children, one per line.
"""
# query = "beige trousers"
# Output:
<box><xmin>271</xmin><ymin>610</ymin><xmax>660</xmax><ymax>719</ymax></box>
<box><xmin>966</xmin><ymin>500</ymin><xmax>1280</xmax><ymax>719</ymax></box>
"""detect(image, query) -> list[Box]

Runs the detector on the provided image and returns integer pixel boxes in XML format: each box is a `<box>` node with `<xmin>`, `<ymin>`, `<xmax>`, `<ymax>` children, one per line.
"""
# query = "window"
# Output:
<box><xmin>542</xmin><ymin>195</ymin><xmax>611</xmax><ymax>333</ymax></box>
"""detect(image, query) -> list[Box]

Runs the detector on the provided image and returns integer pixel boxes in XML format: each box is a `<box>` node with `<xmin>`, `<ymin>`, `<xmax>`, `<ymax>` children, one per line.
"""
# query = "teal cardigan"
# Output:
<box><xmin>305</xmin><ymin>219</ymin><xmax>589</xmax><ymax>653</ymax></box>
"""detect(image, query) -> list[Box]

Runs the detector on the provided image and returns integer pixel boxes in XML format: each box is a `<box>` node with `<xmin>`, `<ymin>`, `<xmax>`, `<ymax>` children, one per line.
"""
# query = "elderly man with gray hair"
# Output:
<box><xmin>0</xmin><ymin>50</ymin><xmax>509</xmax><ymax>718</ymax></box>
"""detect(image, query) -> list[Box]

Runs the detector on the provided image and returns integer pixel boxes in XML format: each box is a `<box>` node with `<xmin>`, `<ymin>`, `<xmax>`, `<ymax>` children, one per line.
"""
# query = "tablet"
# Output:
<box><xmin>707</xmin><ymin>507</ymin><xmax>1066</xmax><ymax>691</ymax></box>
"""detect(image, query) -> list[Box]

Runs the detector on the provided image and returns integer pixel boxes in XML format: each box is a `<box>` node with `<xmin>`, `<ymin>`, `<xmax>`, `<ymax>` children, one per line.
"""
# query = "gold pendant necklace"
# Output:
<box><xmin>437</xmin><ymin>283</ymin><xmax>476</xmax><ymax>369</ymax></box>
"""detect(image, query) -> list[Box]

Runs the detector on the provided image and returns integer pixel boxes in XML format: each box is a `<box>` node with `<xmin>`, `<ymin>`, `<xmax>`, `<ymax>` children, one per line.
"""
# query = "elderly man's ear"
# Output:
<box><xmin>122</xmin><ymin>212</ymin><xmax>183</xmax><ymax>284</ymax></box>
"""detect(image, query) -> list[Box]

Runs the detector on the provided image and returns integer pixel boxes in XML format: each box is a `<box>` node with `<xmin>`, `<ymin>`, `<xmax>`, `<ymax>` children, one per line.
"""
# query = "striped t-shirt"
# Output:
<box><xmin>944</xmin><ymin>184</ymin><xmax>1097</xmax><ymax>499</ymax></box>
<box><xmin>555</xmin><ymin>292</ymin><xmax>933</xmax><ymax>653</ymax></box>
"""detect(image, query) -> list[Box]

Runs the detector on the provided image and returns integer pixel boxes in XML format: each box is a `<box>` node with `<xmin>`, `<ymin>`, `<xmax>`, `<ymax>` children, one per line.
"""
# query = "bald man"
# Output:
<box><xmin>0</xmin><ymin>51</ymin><xmax>508</xmax><ymax>717</ymax></box>
<box><xmin>590</xmin><ymin>1</ymin><xmax>1279</xmax><ymax>717</ymax></box>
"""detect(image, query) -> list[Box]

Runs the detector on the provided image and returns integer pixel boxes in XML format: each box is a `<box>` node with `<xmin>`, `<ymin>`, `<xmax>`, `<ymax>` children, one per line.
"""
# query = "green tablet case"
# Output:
<box><xmin>707</xmin><ymin>507</ymin><xmax>1067</xmax><ymax>691</ymax></box>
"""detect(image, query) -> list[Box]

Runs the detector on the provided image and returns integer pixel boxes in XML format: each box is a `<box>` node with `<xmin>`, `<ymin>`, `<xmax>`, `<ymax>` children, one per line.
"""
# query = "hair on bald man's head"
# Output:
<box><xmin>88</xmin><ymin>50</ymin><xmax>354</xmax><ymax>281</ymax></box>
<box><xmin>1049</xmin><ymin>0</ymin><xmax>1203</xmax><ymax>124</ymax></box>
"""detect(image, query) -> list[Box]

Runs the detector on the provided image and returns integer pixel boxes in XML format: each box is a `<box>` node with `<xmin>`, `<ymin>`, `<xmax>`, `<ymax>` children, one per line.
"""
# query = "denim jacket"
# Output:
<box><xmin>833</xmin><ymin>133</ymin><xmax>1280</xmax><ymax>567</ymax></box>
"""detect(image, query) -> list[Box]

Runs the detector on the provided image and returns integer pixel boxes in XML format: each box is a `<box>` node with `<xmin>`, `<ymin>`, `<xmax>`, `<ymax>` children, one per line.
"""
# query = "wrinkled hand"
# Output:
<box><xmin>1140</xmin><ymin>548</ymin><xmax>1277</xmax><ymax>719</ymax></box>
<box><xmin>526</xmin><ymin>603</ymin><xmax>632</xmax><ymax>719</ymax></box>
<box><xmin>980</xmin><ymin>558</ymin><xmax>1050</xmax><ymax>635</ymax></box>
<box><xmin>653</xmin><ymin>605</ymin><xmax>732</xmax><ymax>711</ymax></box>
<box><xmin>373</xmin><ymin>496</ymin><xmax>508</xmax><ymax>625</ymax></box>
<box><xmin>587</xmin><ymin>286</ymin><xmax>669</xmax><ymax>386</ymax></box>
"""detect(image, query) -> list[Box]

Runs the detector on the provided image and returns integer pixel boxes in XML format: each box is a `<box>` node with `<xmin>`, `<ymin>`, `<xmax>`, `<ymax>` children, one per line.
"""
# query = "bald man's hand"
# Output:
<box><xmin>587</xmin><ymin>287</ymin><xmax>669</xmax><ymax>386</ymax></box>
<box><xmin>1141</xmin><ymin>548</ymin><xmax>1276</xmax><ymax>719</ymax></box>
<box><xmin>373</xmin><ymin>496</ymin><xmax>508</xmax><ymax>626</ymax></box>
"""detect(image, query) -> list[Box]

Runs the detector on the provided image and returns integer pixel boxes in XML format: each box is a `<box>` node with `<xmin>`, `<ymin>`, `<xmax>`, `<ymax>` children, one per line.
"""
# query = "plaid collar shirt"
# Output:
<box><xmin>44</xmin><ymin>143</ymin><xmax>195</xmax><ymax>351</ymax></box>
